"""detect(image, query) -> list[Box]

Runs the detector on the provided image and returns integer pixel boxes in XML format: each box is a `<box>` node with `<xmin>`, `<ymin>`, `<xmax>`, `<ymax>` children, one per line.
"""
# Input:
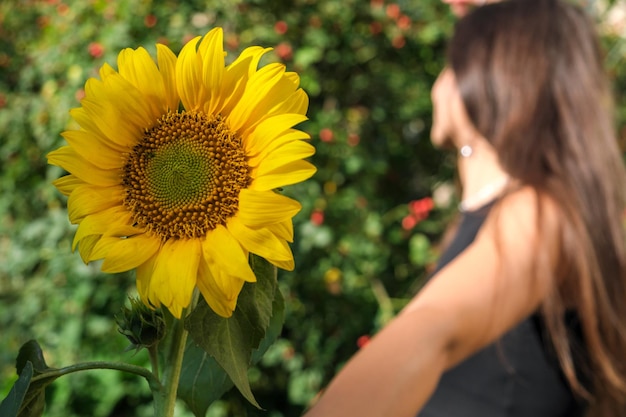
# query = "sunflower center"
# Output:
<box><xmin>123</xmin><ymin>111</ymin><xmax>251</xmax><ymax>240</ymax></box>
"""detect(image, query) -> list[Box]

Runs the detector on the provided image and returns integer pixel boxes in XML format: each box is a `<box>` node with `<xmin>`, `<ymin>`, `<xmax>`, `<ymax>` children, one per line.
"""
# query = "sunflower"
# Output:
<box><xmin>48</xmin><ymin>28</ymin><xmax>315</xmax><ymax>319</ymax></box>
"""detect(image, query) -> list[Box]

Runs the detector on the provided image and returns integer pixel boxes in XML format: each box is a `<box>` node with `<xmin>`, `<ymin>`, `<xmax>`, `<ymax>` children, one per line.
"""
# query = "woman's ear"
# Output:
<box><xmin>430</xmin><ymin>69</ymin><xmax>482</xmax><ymax>150</ymax></box>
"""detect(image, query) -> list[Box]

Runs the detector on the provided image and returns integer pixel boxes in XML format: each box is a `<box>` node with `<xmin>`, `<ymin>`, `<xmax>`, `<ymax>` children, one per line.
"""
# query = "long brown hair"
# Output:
<box><xmin>448</xmin><ymin>0</ymin><xmax>626</xmax><ymax>414</ymax></box>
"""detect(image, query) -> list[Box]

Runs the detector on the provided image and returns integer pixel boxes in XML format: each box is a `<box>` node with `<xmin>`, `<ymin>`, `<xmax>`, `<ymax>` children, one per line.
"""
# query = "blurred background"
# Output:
<box><xmin>0</xmin><ymin>0</ymin><xmax>624</xmax><ymax>416</ymax></box>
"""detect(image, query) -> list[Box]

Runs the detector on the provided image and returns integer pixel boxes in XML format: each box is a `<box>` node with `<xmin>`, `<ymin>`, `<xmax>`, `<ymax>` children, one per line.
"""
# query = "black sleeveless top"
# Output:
<box><xmin>417</xmin><ymin>204</ymin><xmax>587</xmax><ymax>417</ymax></box>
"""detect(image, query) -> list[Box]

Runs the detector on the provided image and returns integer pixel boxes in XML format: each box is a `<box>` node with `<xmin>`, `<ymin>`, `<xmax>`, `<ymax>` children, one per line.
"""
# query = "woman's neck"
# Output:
<box><xmin>457</xmin><ymin>144</ymin><xmax>510</xmax><ymax>211</ymax></box>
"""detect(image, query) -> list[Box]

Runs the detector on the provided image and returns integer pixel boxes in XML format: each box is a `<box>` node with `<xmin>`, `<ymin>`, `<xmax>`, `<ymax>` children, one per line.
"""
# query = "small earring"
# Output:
<box><xmin>459</xmin><ymin>145</ymin><xmax>473</xmax><ymax>158</ymax></box>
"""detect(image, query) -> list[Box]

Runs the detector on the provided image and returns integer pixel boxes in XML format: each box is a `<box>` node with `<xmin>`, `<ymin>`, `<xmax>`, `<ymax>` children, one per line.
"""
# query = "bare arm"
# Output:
<box><xmin>303</xmin><ymin>188</ymin><xmax>559</xmax><ymax>417</ymax></box>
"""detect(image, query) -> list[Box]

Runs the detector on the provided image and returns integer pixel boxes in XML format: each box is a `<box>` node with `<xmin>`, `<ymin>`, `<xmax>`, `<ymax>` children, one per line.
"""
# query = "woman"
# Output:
<box><xmin>303</xmin><ymin>1</ymin><xmax>626</xmax><ymax>416</ymax></box>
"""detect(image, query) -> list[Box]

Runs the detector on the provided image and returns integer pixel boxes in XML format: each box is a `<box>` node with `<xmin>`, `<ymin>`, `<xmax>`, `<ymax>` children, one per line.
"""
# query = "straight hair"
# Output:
<box><xmin>448</xmin><ymin>0</ymin><xmax>626</xmax><ymax>414</ymax></box>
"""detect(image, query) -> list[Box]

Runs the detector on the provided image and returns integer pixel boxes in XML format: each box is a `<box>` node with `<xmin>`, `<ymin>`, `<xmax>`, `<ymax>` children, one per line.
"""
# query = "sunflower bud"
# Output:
<box><xmin>115</xmin><ymin>297</ymin><xmax>165</xmax><ymax>352</ymax></box>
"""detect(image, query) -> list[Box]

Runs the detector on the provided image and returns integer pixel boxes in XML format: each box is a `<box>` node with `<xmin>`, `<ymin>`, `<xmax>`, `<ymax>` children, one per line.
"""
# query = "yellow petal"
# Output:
<box><xmin>267</xmin><ymin>219</ymin><xmax>294</xmax><ymax>243</ymax></box>
<box><xmin>272</xmin><ymin>87</ymin><xmax>309</xmax><ymax>116</ymax></box>
<box><xmin>201</xmin><ymin>265</ymin><xmax>244</xmax><ymax>314</ymax></box>
<box><xmin>176</xmin><ymin>36</ymin><xmax>206</xmax><ymax>111</ymax></box>
<box><xmin>242</xmin><ymin>73</ymin><xmax>303</xmax><ymax>136</ymax></box>
<box><xmin>81</xmin><ymin>74</ymin><xmax>157</xmax><ymax>148</ymax></box>
<box><xmin>69</xmin><ymin>108</ymin><xmax>127</xmax><ymax>152</ymax></box>
<box><xmin>218</xmin><ymin>46</ymin><xmax>271</xmax><ymax>117</ymax></box>
<box><xmin>227</xmin><ymin>217</ymin><xmax>294</xmax><ymax>270</ymax></box>
<box><xmin>47</xmin><ymin>146</ymin><xmax>122</xmax><ymax>187</ymax></box>
<box><xmin>99</xmin><ymin>62</ymin><xmax>117</xmax><ymax>80</ymax></box>
<box><xmin>243</xmin><ymin>46</ymin><xmax>272</xmax><ymax>78</ymax></box>
<box><xmin>67</xmin><ymin>184</ymin><xmax>124</xmax><ymax>223</ymax></box>
<box><xmin>101</xmin><ymin>234</ymin><xmax>162</xmax><ymax>273</ymax></box>
<box><xmin>198</xmin><ymin>28</ymin><xmax>225</xmax><ymax>115</ymax></box>
<box><xmin>102</xmin><ymin>220</ymin><xmax>145</xmax><ymax>239</ymax></box>
<box><xmin>264</xmin><ymin>254</ymin><xmax>295</xmax><ymax>271</ymax></box>
<box><xmin>52</xmin><ymin>175</ymin><xmax>84</xmax><ymax>196</ymax></box>
<box><xmin>150</xmin><ymin>238</ymin><xmax>201</xmax><ymax>318</ymax></box>
<box><xmin>77</xmin><ymin>234</ymin><xmax>102</xmax><ymax>263</ymax></box>
<box><xmin>83</xmin><ymin>75</ymin><xmax>154</xmax><ymax>130</ymax></box>
<box><xmin>247</xmin><ymin>130</ymin><xmax>310</xmax><ymax>168</ymax></box>
<box><xmin>61</xmin><ymin>130</ymin><xmax>125</xmax><ymax>170</ymax></box>
<box><xmin>117</xmin><ymin>47</ymin><xmax>167</xmax><ymax>116</ymax></box>
<box><xmin>136</xmin><ymin>252</ymin><xmax>159</xmax><ymax>308</ymax></box>
<box><xmin>227</xmin><ymin>63</ymin><xmax>287</xmax><ymax>133</ymax></box>
<box><xmin>237</xmin><ymin>189</ymin><xmax>301</xmax><ymax>227</ymax></box>
<box><xmin>87</xmin><ymin>235</ymin><xmax>116</xmax><ymax>262</ymax></box>
<box><xmin>196</xmin><ymin>257</ymin><xmax>243</xmax><ymax>317</ymax></box>
<box><xmin>250</xmin><ymin>160</ymin><xmax>317</xmax><ymax>191</ymax></box>
<box><xmin>203</xmin><ymin>225</ymin><xmax>256</xmax><ymax>283</ymax></box>
<box><xmin>103</xmin><ymin>74</ymin><xmax>159</xmax><ymax>127</ymax></box>
<box><xmin>81</xmin><ymin>98</ymin><xmax>140</xmax><ymax>150</ymax></box>
<box><xmin>253</xmin><ymin>141</ymin><xmax>315</xmax><ymax>177</ymax></box>
<box><xmin>239</xmin><ymin>70</ymin><xmax>304</xmax><ymax>137</ymax></box>
<box><xmin>83</xmin><ymin>77</ymin><xmax>104</xmax><ymax>101</ymax></box>
<box><xmin>72</xmin><ymin>206</ymin><xmax>132</xmax><ymax>250</ymax></box>
<box><xmin>156</xmin><ymin>43</ymin><xmax>179</xmax><ymax>112</ymax></box>
<box><xmin>245</xmin><ymin>113</ymin><xmax>308</xmax><ymax>156</ymax></box>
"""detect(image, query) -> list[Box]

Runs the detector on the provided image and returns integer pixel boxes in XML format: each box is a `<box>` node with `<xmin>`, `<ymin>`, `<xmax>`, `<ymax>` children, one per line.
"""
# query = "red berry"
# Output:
<box><xmin>88</xmin><ymin>42</ymin><xmax>104</xmax><ymax>58</ymax></box>
<box><xmin>275</xmin><ymin>42</ymin><xmax>293</xmax><ymax>60</ymax></box>
<box><xmin>402</xmin><ymin>215</ymin><xmax>417</xmax><ymax>230</ymax></box>
<box><xmin>357</xmin><ymin>335</ymin><xmax>371</xmax><ymax>348</ymax></box>
<box><xmin>311</xmin><ymin>210</ymin><xmax>325</xmax><ymax>226</ymax></box>
<box><xmin>144</xmin><ymin>14</ymin><xmax>157</xmax><ymax>28</ymax></box>
<box><xmin>386</xmin><ymin>3</ymin><xmax>401</xmax><ymax>19</ymax></box>
<box><xmin>274</xmin><ymin>21</ymin><xmax>288</xmax><ymax>35</ymax></box>
<box><xmin>319</xmin><ymin>128</ymin><xmax>334</xmax><ymax>143</ymax></box>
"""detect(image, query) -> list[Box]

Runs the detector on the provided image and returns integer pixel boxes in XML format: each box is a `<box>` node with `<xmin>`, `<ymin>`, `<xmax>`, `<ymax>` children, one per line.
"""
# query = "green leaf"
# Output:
<box><xmin>241</xmin><ymin>254</ymin><xmax>278</xmax><ymax>342</ymax></box>
<box><xmin>251</xmin><ymin>288</ymin><xmax>284</xmax><ymax>364</ymax></box>
<box><xmin>177</xmin><ymin>342</ymin><xmax>234</xmax><ymax>417</ymax></box>
<box><xmin>409</xmin><ymin>233</ymin><xmax>431</xmax><ymax>267</ymax></box>
<box><xmin>12</xmin><ymin>340</ymin><xmax>60</xmax><ymax>417</ymax></box>
<box><xmin>0</xmin><ymin>361</ymin><xmax>33</xmax><ymax>417</ymax></box>
<box><xmin>178</xmin><ymin>290</ymin><xmax>285</xmax><ymax>417</ymax></box>
<box><xmin>183</xmin><ymin>255</ymin><xmax>281</xmax><ymax>412</ymax></box>
<box><xmin>16</xmin><ymin>341</ymin><xmax>50</xmax><ymax>375</ymax></box>
<box><xmin>293</xmin><ymin>46</ymin><xmax>324</xmax><ymax>68</ymax></box>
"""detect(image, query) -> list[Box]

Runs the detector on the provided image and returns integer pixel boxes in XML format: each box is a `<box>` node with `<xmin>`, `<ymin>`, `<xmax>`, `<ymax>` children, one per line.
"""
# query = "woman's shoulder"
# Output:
<box><xmin>475</xmin><ymin>184</ymin><xmax>564</xmax><ymax>289</ymax></box>
<box><xmin>496</xmin><ymin>184</ymin><xmax>560</xmax><ymax>218</ymax></box>
<box><xmin>403</xmin><ymin>184</ymin><xmax>563</xmax><ymax>369</ymax></box>
<box><xmin>482</xmin><ymin>185</ymin><xmax>562</xmax><ymax>246</ymax></box>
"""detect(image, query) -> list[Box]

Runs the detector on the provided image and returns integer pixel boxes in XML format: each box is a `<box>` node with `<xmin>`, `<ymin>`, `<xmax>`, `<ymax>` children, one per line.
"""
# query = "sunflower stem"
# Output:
<box><xmin>154</xmin><ymin>291</ymin><xmax>200</xmax><ymax>417</ymax></box>
<box><xmin>30</xmin><ymin>361</ymin><xmax>161</xmax><ymax>391</ymax></box>
<box><xmin>148</xmin><ymin>344</ymin><xmax>160</xmax><ymax>381</ymax></box>
<box><xmin>154</xmin><ymin>315</ymin><xmax>188</xmax><ymax>417</ymax></box>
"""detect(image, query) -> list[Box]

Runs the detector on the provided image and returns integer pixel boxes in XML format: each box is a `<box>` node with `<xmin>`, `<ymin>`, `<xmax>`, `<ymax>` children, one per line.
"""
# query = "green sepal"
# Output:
<box><xmin>181</xmin><ymin>254</ymin><xmax>284</xmax><ymax>414</ymax></box>
<box><xmin>115</xmin><ymin>296</ymin><xmax>166</xmax><ymax>353</ymax></box>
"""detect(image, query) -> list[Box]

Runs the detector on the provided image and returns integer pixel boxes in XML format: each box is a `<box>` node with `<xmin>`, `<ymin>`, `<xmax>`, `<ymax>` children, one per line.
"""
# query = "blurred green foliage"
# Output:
<box><xmin>0</xmin><ymin>0</ymin><xmax>624</xmax><ymax>416</ymax></box>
